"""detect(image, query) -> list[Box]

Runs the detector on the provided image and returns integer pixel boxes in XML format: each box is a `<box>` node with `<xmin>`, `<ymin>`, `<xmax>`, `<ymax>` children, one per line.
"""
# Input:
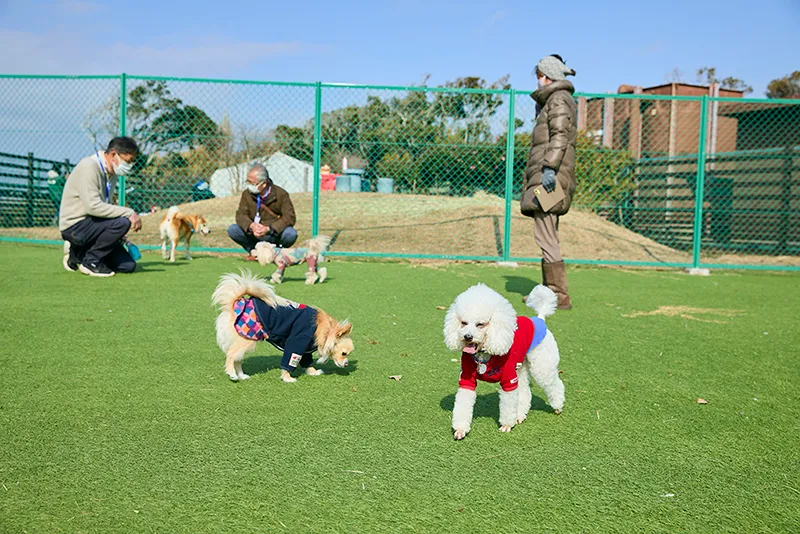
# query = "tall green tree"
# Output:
<box><xmin>84</xmin><ymin>80</ymin><xmax>222</xmax><ymax>166</ymax></box>
<box><xmin>766</xmin><ymin>71</ymin><xmax>800</xmax><ymax>98</ymax></box>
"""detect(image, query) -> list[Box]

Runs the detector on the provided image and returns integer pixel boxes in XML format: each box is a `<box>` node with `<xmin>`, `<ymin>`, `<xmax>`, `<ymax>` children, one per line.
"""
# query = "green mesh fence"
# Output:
<box><xmin>1</xmin><ymin>74</ymin><xmax>798</xmax><ymax>270</ymax></box>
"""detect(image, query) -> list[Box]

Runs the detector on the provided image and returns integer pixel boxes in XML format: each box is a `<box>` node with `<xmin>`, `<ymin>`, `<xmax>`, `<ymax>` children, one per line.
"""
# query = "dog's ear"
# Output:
<box><xmin>482</xmin><ymin>299</ymin><xmax>517</xmax><ymax>355</ymax></box>
<box><xmin>336</xmin><ymin>321</ymin><xmax>352</xmax><ymax>338</ymax></box>
<box><xmin>443</xmin><ymin>303</ymin><xmax>462</xmax><ymax>352</ymax></box>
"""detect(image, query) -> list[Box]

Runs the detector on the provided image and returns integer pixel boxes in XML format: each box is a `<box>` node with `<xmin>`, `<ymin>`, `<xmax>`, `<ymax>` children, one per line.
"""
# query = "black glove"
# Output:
<box><xmin>541</xmin><ymin>167</ymin><xmax>557</xmax><ymax>193</ymax></box>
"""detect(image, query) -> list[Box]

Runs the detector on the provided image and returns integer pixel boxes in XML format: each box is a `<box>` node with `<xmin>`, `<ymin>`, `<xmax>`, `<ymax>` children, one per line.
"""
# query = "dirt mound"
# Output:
<box><xmin>4</xmin><ymin>191</ymin><xmax>797</xmax><ymax>267</ymax></box>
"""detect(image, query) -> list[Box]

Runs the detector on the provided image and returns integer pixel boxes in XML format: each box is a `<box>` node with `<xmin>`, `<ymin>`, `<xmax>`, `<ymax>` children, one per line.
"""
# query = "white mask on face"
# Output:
<box><xmin>114</xmin><ymin>155</ymin><xmax>134</xmax><ymax>176</ymax></box>
<box><xmin>537</xmin><ymin>77</ymin><xmax>548</xmax><ymax>90</ymax></box>
<box><xmin>246</xmin><ymin>183</ymin><xmax>262</xmax><ymax>194</ymax></box>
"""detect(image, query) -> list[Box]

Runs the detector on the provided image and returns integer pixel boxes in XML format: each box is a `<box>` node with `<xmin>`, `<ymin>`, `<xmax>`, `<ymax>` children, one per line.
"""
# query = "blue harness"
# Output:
<box><xmin>528</xmin><ymin>317</ymin><xmax>548</xmax><ymax>353</ymax></box>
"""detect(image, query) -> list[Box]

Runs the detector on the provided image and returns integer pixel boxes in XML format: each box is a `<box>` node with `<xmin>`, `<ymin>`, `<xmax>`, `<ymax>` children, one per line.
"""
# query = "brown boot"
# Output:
<box><xmin>542</xmin><ymin>260</ymin><xmax>572</xmax><ymax>310</ymax></box>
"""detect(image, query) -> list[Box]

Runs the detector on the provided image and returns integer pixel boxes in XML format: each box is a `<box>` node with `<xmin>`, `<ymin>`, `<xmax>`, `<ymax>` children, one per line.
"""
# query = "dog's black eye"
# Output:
<box><xmin>341</xmin><ymin>351</ymin><xmax>347</xmax><ymax>356</ymax></box>
<box><xmin>477</xmin><ymin>323</ymin><xmax>486</xmax><ymax>328</ymax></box>
<box><xmin>461</xmin><ymin>321</ymin><xmax>468</xmax><ymax>327</ymax></box>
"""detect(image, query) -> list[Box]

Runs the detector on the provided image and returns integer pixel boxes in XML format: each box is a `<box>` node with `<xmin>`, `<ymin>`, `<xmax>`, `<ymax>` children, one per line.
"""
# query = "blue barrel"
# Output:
<box><xmin>335</xmin><ymin>175</ymin><xmax>351</xmax><ymax>192</ymax></box>
<box><xmin>377</xmin><ymin>178</ymin><xmax>394</xmax><ymax>194</ymax></box>
<box><xmin>344</xmin><ymin>168</ymin><xmax>365</xmax><ymax>193</ymax></box>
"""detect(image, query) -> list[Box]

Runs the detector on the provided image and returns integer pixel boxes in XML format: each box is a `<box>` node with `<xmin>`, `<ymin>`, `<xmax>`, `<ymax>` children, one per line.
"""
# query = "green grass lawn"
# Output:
<box><xmin>1</xmin><ymin>243</ymin><xmax>798</xmax><ymax>533</ymax></box>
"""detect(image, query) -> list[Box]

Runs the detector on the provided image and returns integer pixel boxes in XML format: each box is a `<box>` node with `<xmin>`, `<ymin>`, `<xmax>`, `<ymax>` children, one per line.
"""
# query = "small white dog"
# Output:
<box><xmin>444</xmin><ymin>284</ymin><xmax>565</xmax><ymax>440</ymax></box>
<box><xmin>252</xmin><ymin>235</ymin><xmax>330</xmax><ymax>285</ymax></box>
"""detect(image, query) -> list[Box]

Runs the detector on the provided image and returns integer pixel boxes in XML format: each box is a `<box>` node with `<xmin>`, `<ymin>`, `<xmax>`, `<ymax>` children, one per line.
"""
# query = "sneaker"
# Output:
<box><xmin>79</xmin><ymin>261</ymin><xmax>115</xmax><ymax>277</ymax></box>
<box><xmin>62</xmin><ymin>254</ymin><xmax>79</xmax><ymax>272</ymax></box>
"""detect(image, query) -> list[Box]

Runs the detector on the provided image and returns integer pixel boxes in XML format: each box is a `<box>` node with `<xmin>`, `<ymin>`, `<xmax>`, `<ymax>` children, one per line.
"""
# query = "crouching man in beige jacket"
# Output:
<box><xmin>59</xmin><ymin>137</ymin><xmax>142</xmax><ymax>277</ymax></box>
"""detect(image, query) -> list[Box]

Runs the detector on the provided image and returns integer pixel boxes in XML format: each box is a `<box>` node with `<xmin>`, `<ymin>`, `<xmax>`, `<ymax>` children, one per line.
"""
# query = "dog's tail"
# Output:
<box><xmin>306</xmin><ymin>234</ymin><xmax>331</xmax><ymax>256</ymax></box>
<box><xmin>164</xmin><ymin>205</ymin><xmax>180</xmax><ymax>223</ymax></box>
<box><xmin>212</xmin><ymin>269</ymin><xmax>287</xmax><ymax>311</ymax></box>
<box><xmin>525</xmin><ymin>285</ymin><xmax>558</xmax><ymax>320</ymax></box>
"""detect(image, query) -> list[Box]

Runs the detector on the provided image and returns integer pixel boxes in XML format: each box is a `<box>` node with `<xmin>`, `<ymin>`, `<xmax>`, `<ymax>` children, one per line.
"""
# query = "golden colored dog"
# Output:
<box><xmin>159</xmin><ymin>205</ymin><xmax>210</xmax><ymax>262</ymax></box>
<box><xmin>212</xmin><ymin>270</ymin><xmax>354</xmax><ymax>383</ymax></box>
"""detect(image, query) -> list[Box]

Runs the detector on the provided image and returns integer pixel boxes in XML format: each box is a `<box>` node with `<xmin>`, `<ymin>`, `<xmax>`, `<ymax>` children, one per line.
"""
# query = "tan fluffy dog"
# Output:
<box><xmin>212</xmin><ymin>270</ymin><xmax>354</xmax><ymax>383</ymax></box>
<box><xmin>159</xmin><ymin>205</ymin><xmax>210</xmax><ymax>262</ymax></box>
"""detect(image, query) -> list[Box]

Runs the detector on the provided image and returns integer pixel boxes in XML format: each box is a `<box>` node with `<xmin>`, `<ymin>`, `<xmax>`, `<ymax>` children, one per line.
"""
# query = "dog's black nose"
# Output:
<box><xmin>463</xmin><ymin>334</ymin><xmax>473</xmax><ymax>342</ymax></box>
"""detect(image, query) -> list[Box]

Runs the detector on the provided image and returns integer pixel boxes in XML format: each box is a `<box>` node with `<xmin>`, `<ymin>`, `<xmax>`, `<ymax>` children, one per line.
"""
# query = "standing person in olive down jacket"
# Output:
<box><xmin>521</xmin><ymin>54</ymin><xmax>577</xmax><ymax>310</ymax></box>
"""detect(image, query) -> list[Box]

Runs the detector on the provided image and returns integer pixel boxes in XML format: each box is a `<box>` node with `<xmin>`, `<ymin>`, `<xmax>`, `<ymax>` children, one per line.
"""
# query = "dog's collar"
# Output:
<box><xmin>186</xmin><ymin>220</ymin><xmax>195</xmax><ymax>233</ymax></box>
<box><xmin>472</xmin><ymin>353</ymin><xmax>489</xmax><ymax>364</ymax></box>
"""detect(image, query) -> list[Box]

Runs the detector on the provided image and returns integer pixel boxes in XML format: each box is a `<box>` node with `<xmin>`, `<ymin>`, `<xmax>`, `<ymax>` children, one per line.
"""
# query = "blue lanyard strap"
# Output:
<box><xmin>96</xmin><ymin>152</ymin><xmax>111</xmax><ymax>202</ymax></box>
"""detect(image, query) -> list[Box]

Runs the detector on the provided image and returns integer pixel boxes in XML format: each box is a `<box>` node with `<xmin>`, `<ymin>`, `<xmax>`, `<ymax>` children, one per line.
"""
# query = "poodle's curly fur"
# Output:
<box><xmin>444</xmin><ymin>284</ymin><xmax>565</xmax><ymax>440</ymax></box>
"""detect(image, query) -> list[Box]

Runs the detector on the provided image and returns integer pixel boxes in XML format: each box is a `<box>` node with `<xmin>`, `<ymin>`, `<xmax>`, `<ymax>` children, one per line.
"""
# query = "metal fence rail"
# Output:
<box><xmin>1</xmin><ymin>74</ymin><xmax>798</xmax><ymax>270</ymax></box>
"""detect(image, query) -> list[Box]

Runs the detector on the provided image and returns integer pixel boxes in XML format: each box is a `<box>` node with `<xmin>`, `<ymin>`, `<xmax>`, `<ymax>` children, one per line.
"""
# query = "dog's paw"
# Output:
<box><xmin>237</xmin><ymin>373</ymin><xmax>250</xmax><ymax>380</ymax></box>
<box><xmin>499</xmin><ymin>425</ymin><xmax>513</xmax><ymax>433</ymax></box>
<box><xmin>305</xmin><ymin>367</ymin><xmax>324</xmax><ymax>376</ymax></box>
<box><xmin>280</xmin><ymin>371</ymin><xmax>297</xmax><ymax>383</ymax></box>
<box><xmin>453</xmin><ymin>429</ymin><xmax>468</xmax><ymax>440</ymax></box>
<box><xmin>305</xmin><ymin>273</ymin><xmax>318</xmax><ymax>285</ymax></box>
<box><xmin>318</xmin><ymin>267</ymin><xmax>327</xmax><ymax>283</ymax></box>
<box><xmin>271</xmin><ymin>273</ymin><xmax>283</xmax><ymax>284</ymax></box>
<box><xmin>516</xmin><ymin>414</ymin><xmax>528</xmax><ymax>425</ymax></box>
<box><xmin>554</xmin><ymin>408</ymin><xmax>562</xmax><ymax>415</ymax></box>
<box><xmin>227</xmin><ymin>373</ymin><xmax>239</xmax><ymax>381</ymax></box>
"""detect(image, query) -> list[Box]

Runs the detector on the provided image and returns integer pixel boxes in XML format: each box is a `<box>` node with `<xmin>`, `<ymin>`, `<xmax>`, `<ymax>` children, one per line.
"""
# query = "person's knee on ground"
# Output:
<box><xmin>83</xmin><ymin>217</ymin><xmax>131</xmax><ymax>265</ymax></box>
<box><xmin>279</xmin><ymin>227</ymin><xmax>298</xmax><ymax>248</ymax></box>
<box><xmin>227</xmin><ymin>223</ymin><xmax>255</xmax><ymax>253</ymax></box>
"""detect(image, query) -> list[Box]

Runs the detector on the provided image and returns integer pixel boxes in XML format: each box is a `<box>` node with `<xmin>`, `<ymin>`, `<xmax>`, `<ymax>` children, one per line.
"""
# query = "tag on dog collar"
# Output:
<box><xmin>478</xmin><ymin>363</ymin><xmax>487</xmax><ymax>375</ymax></box>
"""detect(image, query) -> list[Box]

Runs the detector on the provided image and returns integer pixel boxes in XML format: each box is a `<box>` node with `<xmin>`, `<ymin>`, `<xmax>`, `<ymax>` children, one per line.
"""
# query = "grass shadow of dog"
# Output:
<box><xmin>439</xmin><ymin>391</ymin><xmax>555</xmax><ymax>420</ymax></box>
<box><xmin>503</xmin><ymin>274</ymin><xmax>541</xmax><ymax>299</ymax></box>
<box><xmin>242</xmin><ymin>356</ymin><xmax>358</xmax><ymax>377</ymax></box>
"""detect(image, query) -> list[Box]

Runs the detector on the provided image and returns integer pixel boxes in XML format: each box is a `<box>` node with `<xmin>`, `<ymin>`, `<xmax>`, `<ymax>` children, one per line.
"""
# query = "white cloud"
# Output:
<box><xmin>0</xmin><ymin>29</ymin><xmax>318</xmax><ymax>77</ymax></box>
<box><xmin>476</xmin><ymin>9</ymin><xmax>509</xmax><ymax>34</ymax></box>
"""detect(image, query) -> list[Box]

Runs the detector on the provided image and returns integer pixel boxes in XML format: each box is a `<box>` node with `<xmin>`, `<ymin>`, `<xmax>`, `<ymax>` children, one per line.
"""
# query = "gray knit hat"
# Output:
<box><xmin>536</xmin><ymin>55</ymin><xmax>576</xmax><ymax>81</ymax></box>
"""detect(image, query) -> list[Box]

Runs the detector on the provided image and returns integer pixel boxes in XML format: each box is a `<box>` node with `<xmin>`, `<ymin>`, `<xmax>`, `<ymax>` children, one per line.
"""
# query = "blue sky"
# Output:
<box><xmin>1</xmin><ymin>0</ymin><xmax>798</xmax><ymax>96</ymax></box>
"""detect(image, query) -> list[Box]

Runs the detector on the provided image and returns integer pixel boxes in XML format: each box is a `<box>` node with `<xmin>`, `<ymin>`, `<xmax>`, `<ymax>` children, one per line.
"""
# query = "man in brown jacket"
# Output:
<box><xmin>227</xmin><ymin>163</ymin><xmax>298</xmax><ymax>260</ymax></box>
<box><xmin>521</xmin><ymin>54</ymin><xmax>577</xmax><ymax>309</ymax></box>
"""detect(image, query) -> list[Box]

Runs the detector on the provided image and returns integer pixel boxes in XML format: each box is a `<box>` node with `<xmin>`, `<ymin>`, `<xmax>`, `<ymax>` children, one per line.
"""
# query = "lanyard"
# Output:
<box><xmin>96</xmin><ymin>152</ymin><xmax>111</xmax><ymax>202</ymax></box>
<box><xmin>254</xmin><ymin>186</ymin><xmax>271</xmax><ymax>223</ymax></box>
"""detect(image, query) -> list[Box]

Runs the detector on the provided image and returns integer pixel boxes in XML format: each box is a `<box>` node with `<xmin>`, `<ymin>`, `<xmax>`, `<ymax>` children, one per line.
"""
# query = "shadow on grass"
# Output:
<box><xmin>242</xmin><ymin>355</ymin><xmax>358</xmax><ymax>377</ymax></box>
<box><xmin>503</xmin><ymin>274</ymin><xmax>540</xmax><ymax>299</ymax></box>
<box><xmin>133</xmin><ymin>261</ymin><xmax>166</xmax><ymax>273</ymax></box>
<box><xmin>439</xmin><ymin>390</ymin><xmax>555</xmax><ymax>421</ymax></box>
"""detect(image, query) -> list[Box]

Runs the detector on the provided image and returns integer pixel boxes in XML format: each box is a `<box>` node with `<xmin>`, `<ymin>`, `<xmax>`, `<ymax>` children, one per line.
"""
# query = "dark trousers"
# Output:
<box><xmin>61</xmin><ymin>216</ymin><xmax>136</xmax><ymax>273</ymax></box>
<box><xmin>227</xmin><ymin>224</ymin><xmax>298</xmax><ymax>252</ymax></box>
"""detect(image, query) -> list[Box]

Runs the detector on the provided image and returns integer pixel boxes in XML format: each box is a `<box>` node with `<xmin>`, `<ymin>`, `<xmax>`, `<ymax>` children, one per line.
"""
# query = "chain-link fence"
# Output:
<box><xmin>1</xmin><ymin>74</ymin><xmax>798</xmax><ymax>270</ymax></box>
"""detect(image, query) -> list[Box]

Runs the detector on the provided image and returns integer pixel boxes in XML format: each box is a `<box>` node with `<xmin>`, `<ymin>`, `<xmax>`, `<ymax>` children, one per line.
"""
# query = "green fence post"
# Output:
<box><xmin>691</xmin><ymin>95</ymin><xmax>709</xmax><ymax>268</ymax></box>
<box><xmin>26</xmin><ymin>152</ymin><xmax>35</xmax><ymax>227</ymax></box>
<box><xmin>311</xmin><ymin>81</ymin><xmax>322</xmax><ymax>237</ymax></box>
<box><xmin>118</xmin><ymin>73</ymin><xmax>127</xmax><ymax>207</ymax></box>
<box><xmin>502</xmin><ymin>90</ymin><xmax>516</xmax><ymax>262</ymax></box>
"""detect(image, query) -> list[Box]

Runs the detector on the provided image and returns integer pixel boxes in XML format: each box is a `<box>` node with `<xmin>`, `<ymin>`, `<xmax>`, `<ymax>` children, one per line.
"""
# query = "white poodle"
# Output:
<box><xmin>443</xmin><ymin>284</ymin><xmax>565</xmax><ymax>440</ymax></box>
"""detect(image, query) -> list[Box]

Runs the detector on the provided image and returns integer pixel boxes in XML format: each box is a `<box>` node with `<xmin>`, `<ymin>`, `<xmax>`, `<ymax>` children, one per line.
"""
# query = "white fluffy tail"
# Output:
<box><xmin>306</xmin><ymin>235</ymin><xmax>331</xmax><ymax>256</ymax></box>
<box><xmin>165</xmin><ymin>205</ymin><xmax>180</xmax><ymax>223</ymax></box>
<box><xmin>525</xmin><ymin>285</ymin><xmax>558</xmax><ymax>319</ymax></box>
<box><xmin>211</xmin><ymin>269</ymin><xmax>287</xmax><ymax>311</ymax></box>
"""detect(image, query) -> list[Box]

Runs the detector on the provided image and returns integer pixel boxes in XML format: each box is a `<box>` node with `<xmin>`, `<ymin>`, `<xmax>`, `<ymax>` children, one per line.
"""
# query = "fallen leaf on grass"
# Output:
<box><xmin>436</xmin><ymin>306</ymin><xmax>446</xmax><ymax>310</ymax></box>
<box><xmin>697</xmin><ymin>398</ymin><xmax>708</xmax><ymax>404</ymax></box>
<box><xmin>366</xmin><ymin>339</ymin><xmax>380</xmax><ymax>345</ymax></box>
<box><xmin>389</xmin><ymin>375</ymin><xmax>402</xmax><ymax>381</ymax></box>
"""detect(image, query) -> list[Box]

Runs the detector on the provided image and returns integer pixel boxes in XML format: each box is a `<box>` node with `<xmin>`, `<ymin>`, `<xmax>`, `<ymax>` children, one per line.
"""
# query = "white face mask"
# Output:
<box><xmin>537</xmin><ymin>77</ymin><xmax>548</xmax><ymax>90</ymax></box>
<box><xmin>114</xmin><ymin>155</ymin><xmax>134</xmax><ymax>176</ymax></box>
<box><xmin>246</xmin><ymin>183</ymin><xmax>262</xmax><ymax>194</ymax></box>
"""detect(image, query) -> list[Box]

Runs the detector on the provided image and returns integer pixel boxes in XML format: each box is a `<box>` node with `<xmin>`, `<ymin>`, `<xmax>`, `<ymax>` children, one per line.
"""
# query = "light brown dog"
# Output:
<box><xmin>212</xmin><ymin>270</ymin><xmax>354</xmax><ymax>382</ymax></box>
<box><xmin>159</xmin><ymin>205</ymin><xmax>210</xmax><ymax>262</ymax></box>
